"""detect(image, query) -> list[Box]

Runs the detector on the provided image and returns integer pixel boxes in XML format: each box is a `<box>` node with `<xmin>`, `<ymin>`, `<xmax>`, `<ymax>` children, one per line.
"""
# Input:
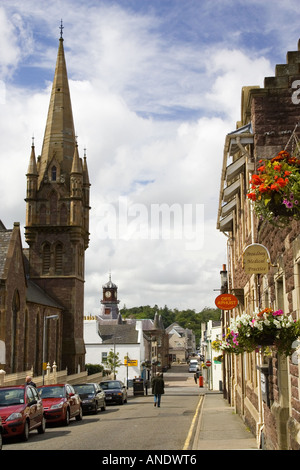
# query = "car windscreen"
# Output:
<box><xmin>73</xmin><ymin>385</ymin><xmax>95</xmax><ymax>394</ymax></box>
<box><xmin>38</xmin><ymin>386</ymin><xmax>65</xmax><ymax>398</ymax></box>
<box><xmin>100</xmin><ymin>381</ymin><xmax>121</xmax><ymax>390</ymax></box>
<box><xmin>0</xmin><ymin>389</ymin><xmax>25</xmax><ymax>406</ymax></box>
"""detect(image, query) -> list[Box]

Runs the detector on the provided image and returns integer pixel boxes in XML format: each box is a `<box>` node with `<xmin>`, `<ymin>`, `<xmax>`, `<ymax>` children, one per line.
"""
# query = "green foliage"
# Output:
<box><xmin>120</xmin><ymin>304</ymin><xmax>221</xmax><ymax>344</ymax></box>
<box><xmin>104</xmin><ymin>349</ymin><xmax>123</xmax><ymax>374</ymax></box>
<box><xmin>85</xmin><ymin>363</ymin><xmax>104</xmax><ymax>375</ymax></box>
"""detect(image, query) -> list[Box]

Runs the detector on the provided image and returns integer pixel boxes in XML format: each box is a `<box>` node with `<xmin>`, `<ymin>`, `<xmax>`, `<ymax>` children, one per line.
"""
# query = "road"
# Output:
<box><xmin>2</xmin><ymin>364</ymin><xmax>201</xmax><ymax>451</ymax></box>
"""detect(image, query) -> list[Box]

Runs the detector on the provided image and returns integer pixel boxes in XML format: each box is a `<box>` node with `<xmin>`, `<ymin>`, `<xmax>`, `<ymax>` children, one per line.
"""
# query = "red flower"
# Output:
<box><xmin>258</xmin><ymin>184</ymin><xmax>269</xmax><ymax>193</ymax></box>
<box><xmin>250</xmin><ymin>174</ymin><xmax>262</xmax><ymax>186</ymax></box>
<box><xmin>247</xmin><ymin>192</ymin><xmax>256</xmax><ymax>201</ymax></box>
<box><xmin>277</xmin><ymin>177</ymin><xmax>288</xmax><ymax>187</ymax></box>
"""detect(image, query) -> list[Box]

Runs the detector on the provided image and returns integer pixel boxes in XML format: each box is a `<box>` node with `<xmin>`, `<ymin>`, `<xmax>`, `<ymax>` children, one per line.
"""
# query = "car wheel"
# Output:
<box><xmin>37</xmin><ymin>416</ymin><xmax>46</xmax><ymax>434</ymax></box>
<box><xmin>64</xmin><ymin>408</ymin><xmax>70</xmax><ymax>426</ymax></box>
<box><xmin>76</xmin><ymin>406</ymin><xmax>83</xmax><ymax>421</ymax></box>
<box><xmin>22</xmin><ymin>421</ymin><xmax>29</xmax><ymax>441</ymax></box>
<box><xmin>101</xmin><ymin>401</ymin><xmax>106</xmax><ymax>412</ymax></box>
<box><xmin>93</xmin><ymin>401</ymin><xmax>98</xmax><ymax>414</ymax></box>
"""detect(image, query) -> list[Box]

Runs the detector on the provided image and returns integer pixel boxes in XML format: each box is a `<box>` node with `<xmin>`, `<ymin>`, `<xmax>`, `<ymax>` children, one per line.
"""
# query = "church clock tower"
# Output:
<box><xmin>25</xmin><ymin>31</ymin><xmax>90</xmax><ymax>373</ymax></box>
<box><xmin>100</xmin><ymin>275</ymin><xmax>120</xmax><ymax>320</ymax></box>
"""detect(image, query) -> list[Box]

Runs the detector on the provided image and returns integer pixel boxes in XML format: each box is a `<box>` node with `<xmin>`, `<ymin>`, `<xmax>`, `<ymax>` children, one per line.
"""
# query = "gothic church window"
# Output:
<box><xmin>60</xmin><ymin>204</ymin><xmax>68</xmax><ymax>225</ymax></box>
<box><xmin>51</xmin><ymin>166</ymin><xmax>57</xmax><ymax>181</ymax></box>
<box><xmin>55</xmin><ymin>243</ymin><xmax>63</xmax><ymax>274</ymax></box>
<box><xmin>40</xmin><ymin>205</ymin><xmax>46</xmax><ymax>225</ymax></box>
<box><xmin>50</xmin><ymin>191</ymin><xmax>58</xmax><ymax>225</ymax></box>
<box><xmin>24</xmin><ymin>309</ymin><xmax>29</xmax><ymax>370</ymax></box>
<box><xmin>42</xmin><ymin>243</ymin><xmax>51</xmax><ymax>274</ymax></box>
<box><xmin>11</xmin><ymin>290</ymin><xmax>20</xmax><ymax>372</ymax></box>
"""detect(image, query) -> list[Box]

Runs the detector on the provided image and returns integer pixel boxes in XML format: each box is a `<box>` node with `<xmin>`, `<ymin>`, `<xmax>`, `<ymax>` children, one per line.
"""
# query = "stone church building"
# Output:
<box><xmin>0</xmin><ymin>34</ymin><xmax>90</xmax><ymax>375</ymax></box>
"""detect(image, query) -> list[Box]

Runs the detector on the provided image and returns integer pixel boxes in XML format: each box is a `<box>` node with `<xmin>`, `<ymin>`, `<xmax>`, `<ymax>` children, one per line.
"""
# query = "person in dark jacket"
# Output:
<box><xmin>151</xmin><ymin>372</ymin><xmax>164</xmax><ymax>407</ymax></box>
<box><xmin>25</xmin><ymin>376</ymin><xmax>36</xmax><ymax>387</ymax></box>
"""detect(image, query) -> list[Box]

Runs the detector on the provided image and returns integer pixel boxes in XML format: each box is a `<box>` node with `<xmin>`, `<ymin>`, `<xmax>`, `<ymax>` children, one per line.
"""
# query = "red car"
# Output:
<box><xmin>38</xmin><ymin>384</ymin><xmax>82</xmax><ymax>426</ymax></box>
<box><xmin>0</xmin><ymin>385</ymin><xmax>45</xmax><ymax>441</ymax></box>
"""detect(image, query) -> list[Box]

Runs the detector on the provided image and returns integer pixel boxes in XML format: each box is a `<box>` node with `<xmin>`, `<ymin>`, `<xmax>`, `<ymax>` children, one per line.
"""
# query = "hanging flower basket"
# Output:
<box><xmin>227</xmin><ymin>308</ymin><xmax>300</xmax><ymax>356</ymax></box>
<box><xmin>247</xmin><ymin>150</ymin><xmax>300</xmax><ymax>227</ymax></box>
<box><xmin>212</xmin><ymin>332</ymin><xmax>244</xmax><ymax>355</ymax></box>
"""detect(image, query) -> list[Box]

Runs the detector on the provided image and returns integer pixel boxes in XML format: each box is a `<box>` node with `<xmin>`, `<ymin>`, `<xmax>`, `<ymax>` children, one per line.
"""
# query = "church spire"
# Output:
<box><xmin>27</xmin><ymin>137</ymin><xmax>37</xmax><ymax>176</ymax></box>
<box><xmin>38</xmin><ymin>32</ymin><xmax>76</xmax><ymax>187</ymax></box>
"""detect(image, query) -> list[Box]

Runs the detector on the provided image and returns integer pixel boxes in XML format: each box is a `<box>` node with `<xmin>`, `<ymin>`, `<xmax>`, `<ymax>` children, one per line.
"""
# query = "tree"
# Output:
<box><xmin>104</xmin><ymin>349</ymin><xmax>123</xmax><ymax>379</ymax></box>
<box><xmin>120</xmin><ymin>304</ymin><xmax>221</xmax><ymax>346</ymax></box>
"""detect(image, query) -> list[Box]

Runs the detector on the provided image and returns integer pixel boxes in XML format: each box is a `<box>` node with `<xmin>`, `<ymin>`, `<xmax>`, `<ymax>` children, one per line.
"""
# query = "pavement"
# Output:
<box><xmin>129</xmin><ymin>366</ymin><xmax>259</xmax><ymax>451</ymax></box>
<box><xmin>163</xmin><ymin>367</ymin><xmax>259</xmax><ymax>451</ymax></box>
<box><xmin>191</xmin><ymin>390</ymin><xmax>259</xmax><ymax>451</ymax></box>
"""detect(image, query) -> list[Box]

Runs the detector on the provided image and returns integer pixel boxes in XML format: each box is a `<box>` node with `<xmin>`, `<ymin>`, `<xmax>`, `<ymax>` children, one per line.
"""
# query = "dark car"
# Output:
<box><xmin>0</xmin><ymin>385</ymin><xmax>45</xmax><ymax>441</ymax></box>
<box><xmin>0</xmin><ymin>416</ymin><xmax>3</xmax><ymax>450</ymax></box>
<box><xmin>73</xmin><ymin>383</ymin><xmax>106</xmax><ymax>414</ymax></box>
<box><xmin>99</xmin><ymin>380</ymin><xmax>127</xmax><ymax>405</ymax></box>
<box><xmin>38</xmin><ymin>384</ymin><xmax>82</xmax><ymax>426</ymax></box>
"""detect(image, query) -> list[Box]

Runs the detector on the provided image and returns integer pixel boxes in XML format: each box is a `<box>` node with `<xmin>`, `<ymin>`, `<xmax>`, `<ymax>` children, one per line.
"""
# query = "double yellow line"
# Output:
<box><xmin>183</xmin><ymin>394</ymin><xmax>204</xmax><ymax>450</ymax></box>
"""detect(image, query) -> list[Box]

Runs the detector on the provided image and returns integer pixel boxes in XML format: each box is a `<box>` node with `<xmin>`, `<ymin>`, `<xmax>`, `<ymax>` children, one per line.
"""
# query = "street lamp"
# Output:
<box><xmin>113</xmin><ymin>336</ymin><xmax>121</xmax><ymax>379</ymax></box>
<box><xmin>42</xmin><ymin>314</ymin><xmax>59</xmax><ymax>384</ymax></box>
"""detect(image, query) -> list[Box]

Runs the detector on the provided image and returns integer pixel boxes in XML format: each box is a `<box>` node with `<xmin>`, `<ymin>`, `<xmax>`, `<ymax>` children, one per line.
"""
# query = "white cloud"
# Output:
<box><xmin>1</xmin><ymin>1</ymin><xmax>299</xmax><ymax>312</ymax></box>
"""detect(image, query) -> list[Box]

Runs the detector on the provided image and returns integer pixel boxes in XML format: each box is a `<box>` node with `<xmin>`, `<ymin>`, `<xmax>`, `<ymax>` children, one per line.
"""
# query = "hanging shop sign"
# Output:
<box><xmin>215</xmin><ymin>293</ymin><xmax>238</xmax><ymax>310</ymax></box>
<box><xmin>243</xmin><ymin>243</ymin><xmax>270</xmax><ymax>275</ymax></box>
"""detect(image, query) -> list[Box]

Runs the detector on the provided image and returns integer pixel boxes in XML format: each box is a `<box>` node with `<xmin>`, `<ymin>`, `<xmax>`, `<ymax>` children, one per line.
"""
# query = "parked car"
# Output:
<box><xmin>188</xmin><ymin>364</ymin><xmax>198</xmax><ymax>373</ymax></box>
<box><xmin>99</xmin><ymin>380</ymin><xmax>127</xmax><ymax>405</ymax></box>
<box><xmin>38</xmin><ymin>384</ymin><xmax>82</xmax><ymax>426</ymax></box>
<box><xmin>0</xmin><ymin>385</ymin><xmax>45</xmax><ymax>441</ymax></box>
<box><xmin>0</xmin><ymin>417</ymin><xmax>3</xmax><ymax>450</ymax></box>
<box><xmin>73</xmin><ymin>383</ymin><xmax>106</xmax><ymax>414</ymax></box>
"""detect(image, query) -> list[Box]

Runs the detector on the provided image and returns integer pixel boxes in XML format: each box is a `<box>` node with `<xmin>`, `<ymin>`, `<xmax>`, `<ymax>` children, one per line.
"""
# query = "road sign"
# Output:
<box><xmin>215</xmin><ymin>293</ymin><xmax>238</xmax><ymax>310</ymax></box>
<box><xmin>206</xmin><ymin>360</ymin><xmax>212</xmax><ymax>367</ymax></box>
<box><xmin>124</xmin><ymin>359</ymin><xmax>138</xmax><ymax>366</ymax></box>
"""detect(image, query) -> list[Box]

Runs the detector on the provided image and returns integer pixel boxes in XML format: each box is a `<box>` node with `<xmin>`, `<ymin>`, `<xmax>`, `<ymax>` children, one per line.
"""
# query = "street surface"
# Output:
<box><xmin>2</xmin><ymin>364</ymin><xmax>201</xmax><ymax>451</ymax></box>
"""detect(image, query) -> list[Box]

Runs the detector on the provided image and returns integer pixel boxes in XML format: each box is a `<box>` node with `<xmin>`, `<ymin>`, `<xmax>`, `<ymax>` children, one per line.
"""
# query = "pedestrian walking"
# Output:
<box><xmin>151</xmin><ymin>372</ymin><xmax>164</xmax><ymax>407</ymax></box>
<box><xmin>144</xmin><ymin>378</ymin><xmax>149</xmax><ymax>395</ymax></box>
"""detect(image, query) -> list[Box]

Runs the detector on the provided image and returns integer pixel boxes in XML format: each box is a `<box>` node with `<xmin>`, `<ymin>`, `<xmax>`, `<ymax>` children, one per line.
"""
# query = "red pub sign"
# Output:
<box><xmin>215</xmin><ymin>293</ymin><xmax>238</xmax><ymax>310</ymax></box>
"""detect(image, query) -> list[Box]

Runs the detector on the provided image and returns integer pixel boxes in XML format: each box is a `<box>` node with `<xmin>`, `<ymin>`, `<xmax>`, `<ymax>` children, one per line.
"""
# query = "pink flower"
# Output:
<box><xmin>272</xmin><ymin>309</ymin><xmax>283</xmax><ymax>316</ymax></box>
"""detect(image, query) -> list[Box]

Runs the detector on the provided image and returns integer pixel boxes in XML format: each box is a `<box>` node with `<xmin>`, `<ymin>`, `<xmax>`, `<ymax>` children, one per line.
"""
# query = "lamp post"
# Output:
<box><xmin>42</xmin><ymin>314</ymin><xmax>59</xmax><ymax>385</ymax></box>
<box><xmin>220</xmin><ymin>264</ymin><xmax>228</xmax><ymax>399</ymax></box>
<box><xmin>113</xmin><ymin>336</ymin><xmax>121</xmax><ymax>379</ymax></box>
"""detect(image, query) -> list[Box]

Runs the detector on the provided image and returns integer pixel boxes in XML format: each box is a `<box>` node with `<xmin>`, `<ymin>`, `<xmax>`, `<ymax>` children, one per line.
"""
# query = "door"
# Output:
<box><xmin>26</xmin><ymin>387</ymin><xmax>38</xmax><ymax>429</ymax></box>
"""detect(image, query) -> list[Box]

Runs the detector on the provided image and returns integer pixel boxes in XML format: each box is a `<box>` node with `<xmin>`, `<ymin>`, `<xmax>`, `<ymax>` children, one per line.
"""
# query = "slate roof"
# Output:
<box><xmin>0</xmin><ymin>222</ymin><xmax>62</xmax><ymax>310</ymax></box>
<box><xmin>0</xmin><ymin>229</ymin><xmax>12</xmax><ymax>278</ymax></box>
<box><xmin>26</xmin><ymin>280</ymin><xmax>63</xmax><ymax>309</ymax></box>
<box><xmin>98</xmin><ymin>323</ymin><xmax>138</xmax><ymax>344</ymax></box>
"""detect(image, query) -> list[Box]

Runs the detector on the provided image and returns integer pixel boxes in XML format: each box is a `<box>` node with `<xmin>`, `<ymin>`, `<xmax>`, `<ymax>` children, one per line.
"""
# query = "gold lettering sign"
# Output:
<box><xmin>243</xmin><ymin>244</ymin><xmax>270</xmax><ymax>274</ymax></box>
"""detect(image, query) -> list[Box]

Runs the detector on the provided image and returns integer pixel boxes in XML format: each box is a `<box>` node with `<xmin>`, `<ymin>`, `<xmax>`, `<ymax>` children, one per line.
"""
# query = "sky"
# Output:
<box><xmin>0</xmin><ymin>0</ymin><xmax>300</xmax><ymax>314</ymax></box>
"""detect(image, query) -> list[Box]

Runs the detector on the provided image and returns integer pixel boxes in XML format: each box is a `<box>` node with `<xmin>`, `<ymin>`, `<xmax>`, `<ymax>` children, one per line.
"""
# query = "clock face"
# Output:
<box><xmin>105</xmin><ymin>291</ymin><xmax>112</xmax><ymax>298</ymax></box>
